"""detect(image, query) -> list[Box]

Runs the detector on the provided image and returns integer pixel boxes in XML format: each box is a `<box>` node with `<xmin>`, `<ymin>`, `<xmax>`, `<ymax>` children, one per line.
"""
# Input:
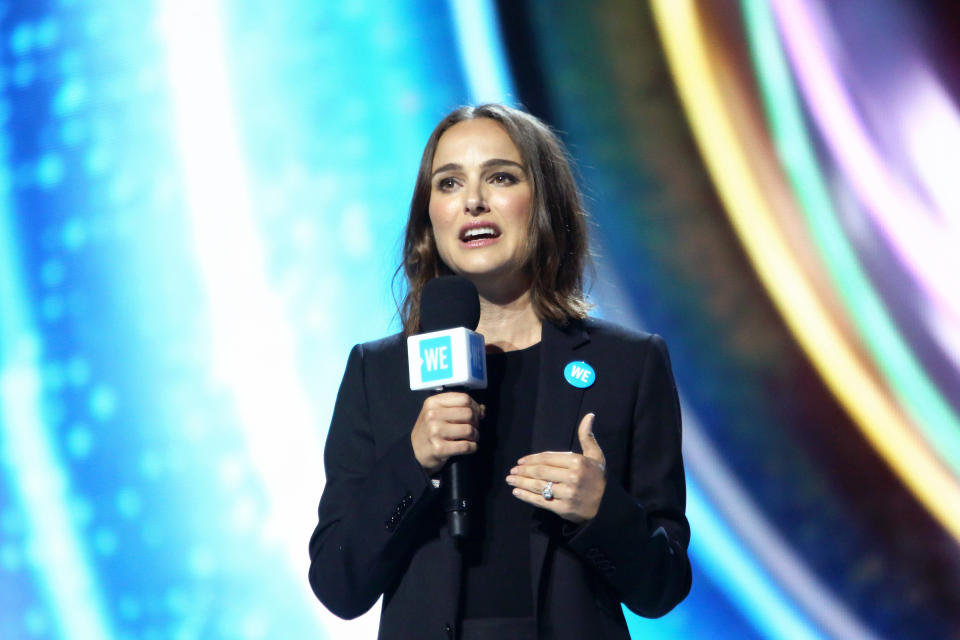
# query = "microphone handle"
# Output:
<box><xmin>438</xmin><ymin>384</ymin><xmax>474</xmax><ymax>539</ymax></box>
<box><xmin>443</xmin><ymin>458</ymin><xmax>469</xmax><ymax>538</ymax></box>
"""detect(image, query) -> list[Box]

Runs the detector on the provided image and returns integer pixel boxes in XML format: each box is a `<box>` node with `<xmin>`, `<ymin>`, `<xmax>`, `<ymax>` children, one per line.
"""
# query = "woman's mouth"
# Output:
<box><xmin>459</xmin><ymin>223</ymin><xmax>502</xmax><ymax>247</ymax></box>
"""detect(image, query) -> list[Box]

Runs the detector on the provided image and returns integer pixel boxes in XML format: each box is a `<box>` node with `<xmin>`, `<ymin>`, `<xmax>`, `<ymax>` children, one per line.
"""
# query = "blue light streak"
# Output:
<box><xmin>0</xmin><ymin>109</ymin><xmax>115</xmax><ymax>640</ymax></box>
<box><xmin>156</xmin><ymin>0</ymin><xmax>342</xmax><ymax>635</ymax></box>
<box><xmin>448</xmin><ymin>0</ymin><xmax>518</xmax><ymax>105</ymax></box>
<box><xmin>684</xmin><ymin>477</ymin><xmax>824</xmax><ymax>640</ymax></box>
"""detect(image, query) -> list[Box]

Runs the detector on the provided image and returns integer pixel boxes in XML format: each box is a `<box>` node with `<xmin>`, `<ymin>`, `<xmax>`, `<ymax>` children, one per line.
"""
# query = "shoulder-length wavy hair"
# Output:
<box><xmin>398</xmin><ymin>103</ymin><xmax>591</xmax><ymax>335</ymax></box>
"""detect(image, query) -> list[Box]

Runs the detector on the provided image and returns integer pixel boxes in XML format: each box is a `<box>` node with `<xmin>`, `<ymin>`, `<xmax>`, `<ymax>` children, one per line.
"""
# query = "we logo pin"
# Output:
<box><xmin>563</xmin><ymin>361</ymin><xmax>596</xmax><ymax>389</ymax></box>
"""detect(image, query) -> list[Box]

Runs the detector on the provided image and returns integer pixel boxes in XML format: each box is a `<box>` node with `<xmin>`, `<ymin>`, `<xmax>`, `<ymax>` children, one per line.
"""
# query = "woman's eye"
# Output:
<box><xmin>491</xmin><ymin>172</ymin><xmax>517</xmax><ymax>185</ymax></box>
<box><xmin>436</xmin><ymin>177</ymin><xmax>457</xmax><ymax>191</ymax></box>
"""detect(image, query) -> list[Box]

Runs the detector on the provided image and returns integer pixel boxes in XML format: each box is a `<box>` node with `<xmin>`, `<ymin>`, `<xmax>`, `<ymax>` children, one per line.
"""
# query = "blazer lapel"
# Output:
<box><xmin>530</xmin><ymin>320</ymin><xmax>591</xmax><ymax>454</ymax></box>
<box><xmin>529</xmin><ymin>319</ymin><xmax>590</xmax><ymax>615</ymax></box>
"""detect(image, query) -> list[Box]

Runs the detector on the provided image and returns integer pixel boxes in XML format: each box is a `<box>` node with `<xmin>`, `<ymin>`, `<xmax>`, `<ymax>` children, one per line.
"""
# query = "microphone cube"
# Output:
<box><xmin>407</xmin><ymin>327</ymin><xmax>487</xmax><ymax>390</ymax></box>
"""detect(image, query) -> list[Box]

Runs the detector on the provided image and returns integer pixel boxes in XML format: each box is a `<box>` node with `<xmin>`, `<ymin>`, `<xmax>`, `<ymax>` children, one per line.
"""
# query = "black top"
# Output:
<box><xmin>461</xmin><ymin>342</ymin><xmax>541</xmax><ymax>620</ymax></box>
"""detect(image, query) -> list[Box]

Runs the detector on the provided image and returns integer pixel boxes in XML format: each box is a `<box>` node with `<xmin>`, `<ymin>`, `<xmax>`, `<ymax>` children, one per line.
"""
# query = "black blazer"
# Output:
<box><xmin>308</xmin><ymin>318</ymin><xmax>691</xmax><ymax>639</ymax></box>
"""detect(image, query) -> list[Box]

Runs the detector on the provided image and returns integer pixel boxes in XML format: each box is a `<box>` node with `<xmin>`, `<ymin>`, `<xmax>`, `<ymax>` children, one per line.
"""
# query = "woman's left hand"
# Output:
<box><xmin>506</xmin><ymin>413</ymin><xmax>606</xmax><ymax>523</ymax></box>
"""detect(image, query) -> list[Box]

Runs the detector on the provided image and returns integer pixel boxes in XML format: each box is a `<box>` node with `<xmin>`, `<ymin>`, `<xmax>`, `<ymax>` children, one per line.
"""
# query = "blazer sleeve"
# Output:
<box><xmin>307</xmin><ymin>343</ymin><xmax>439</xmax><ymax>619</ymax></box>
<box><xmin>567</xmin><ymin>333</ymin><xmax>692</xmax><ymax>617</ymax></box>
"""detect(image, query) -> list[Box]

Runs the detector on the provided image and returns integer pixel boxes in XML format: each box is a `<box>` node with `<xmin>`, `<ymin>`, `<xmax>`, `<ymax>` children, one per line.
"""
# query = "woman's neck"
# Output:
<box><xmin>476</xmin><ymin>288</ymin><xmax>542</xmax><ymax>352</ymax></box>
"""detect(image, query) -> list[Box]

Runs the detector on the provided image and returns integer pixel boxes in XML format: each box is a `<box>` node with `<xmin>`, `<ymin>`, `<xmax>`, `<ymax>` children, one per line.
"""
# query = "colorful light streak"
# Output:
<box><xmin>696</xmin><ymin>3</ymin><xmax>871</xmax><ymax>376</ymax></box>
<box><xmin>740</xmin><ymin>0</ymin><xmax>960</xmax><ymax>479</ymax></box>
<box><xmin>649</xmin><ymin>0</ymin><xmax>960</xmax><ymax>543</ymax></box>
<box><xmin>770</xmin><ymin>0</ymin><xmax>960</xmax><ymax>323</ymax></box>
<box><xmin>894</xmin><ymin>69</ymin><xmax>960</xmax><ymax>231</ymax></box>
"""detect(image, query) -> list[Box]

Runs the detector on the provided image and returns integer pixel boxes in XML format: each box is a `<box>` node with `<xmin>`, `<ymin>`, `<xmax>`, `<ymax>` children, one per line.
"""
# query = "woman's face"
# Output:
<box><xmin>428</xmin><ymin>118</ymin><xmax>533</xmax><ymax>296</ymax></box>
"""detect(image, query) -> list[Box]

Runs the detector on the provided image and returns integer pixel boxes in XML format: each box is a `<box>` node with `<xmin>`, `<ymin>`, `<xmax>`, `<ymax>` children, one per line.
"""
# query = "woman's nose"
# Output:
<box><xmin>464</xmin><ymin>188</ymin><xmax>489</xmax><ymax>215</ymax></box>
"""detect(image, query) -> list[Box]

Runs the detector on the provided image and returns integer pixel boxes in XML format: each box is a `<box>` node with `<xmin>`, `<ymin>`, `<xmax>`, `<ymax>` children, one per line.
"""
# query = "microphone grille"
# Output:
<box><xmin>419</xmin><ymin>276</ymin><xmax>481</xmax><ymax>332</ymax></box>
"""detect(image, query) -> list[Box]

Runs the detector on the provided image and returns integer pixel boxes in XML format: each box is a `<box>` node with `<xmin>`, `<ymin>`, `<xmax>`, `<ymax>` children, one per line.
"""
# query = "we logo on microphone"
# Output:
<box><xmin>420</xmin><ymin>336</ymin><xmax>453</xmax><ymax>382</ymax></box>
<box><xmin>408</xmin><ymin>328</ymin><xmax>487</xmax><ymax>390</ymax></box>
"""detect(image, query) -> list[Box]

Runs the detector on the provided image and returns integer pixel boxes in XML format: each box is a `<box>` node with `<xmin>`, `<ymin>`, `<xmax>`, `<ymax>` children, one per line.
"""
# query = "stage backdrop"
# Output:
<box><xmin>1</xmin><ymin>1</ymin><xmax>958</xmax><ymax>639</ymax></box>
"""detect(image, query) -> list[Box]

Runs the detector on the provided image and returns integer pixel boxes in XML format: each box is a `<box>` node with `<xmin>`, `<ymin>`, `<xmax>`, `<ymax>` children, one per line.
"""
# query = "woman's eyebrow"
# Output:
<box><xmin>431</xmin><ymin>158</ymin><xmax>524</xmax><ymax>178</ymax></box>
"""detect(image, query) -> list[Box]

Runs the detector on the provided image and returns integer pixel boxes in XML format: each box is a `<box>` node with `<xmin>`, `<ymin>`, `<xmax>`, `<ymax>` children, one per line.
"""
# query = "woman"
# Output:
<box><xmin>308</xmin><ymin>104</ymin><xmax>691</xmax><ymax>640</ymax></box>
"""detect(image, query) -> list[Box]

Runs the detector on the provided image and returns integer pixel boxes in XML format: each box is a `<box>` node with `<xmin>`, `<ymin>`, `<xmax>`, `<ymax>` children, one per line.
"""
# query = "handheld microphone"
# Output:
<box><xmin>408</xmin><ymin>276</ymin><xmax>487</xmax><ymax>539</ymax></box>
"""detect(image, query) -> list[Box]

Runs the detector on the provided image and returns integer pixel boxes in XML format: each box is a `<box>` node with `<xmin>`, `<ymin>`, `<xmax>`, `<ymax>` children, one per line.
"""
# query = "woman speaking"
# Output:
<box><xmin>308</xmin><ymin>104</ymin><xmax>691</xmax><ymax>639</ymax></box>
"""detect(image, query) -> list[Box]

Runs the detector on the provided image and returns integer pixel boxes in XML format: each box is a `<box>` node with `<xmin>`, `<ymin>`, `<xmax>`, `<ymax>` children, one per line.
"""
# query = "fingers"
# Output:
<box><xmin>422</xmin><ymin>416</ymin><xmax>478</xmax><ymax>444</ymax></box>
<box><xmin>412</xmin><ymin>393</ymin><xmax>483</xmax><ymax>473</ymax></box>
<box><xmin>432</xmin><ymin>391</ymin><xmax>483</xmax><ymax>415</ymax></box>
<box><xmin>442</xmin><ymin>422</ymin><xmax>478</xmax><ymax>442</ymax></box>
<box><xmin>427</xmin><ymin>405</ymin><xmax>478</xmax><ymax>425</ymax></box>
<box><xmin>506</xmin><ymin>473</ymin><xmax>569</xmax><ymax>498</ymax></box>
<box><xmin>436</xmin><ymin>438</ymin><xmax>478</xmax><ymax>458</ymax></box>
<box><xmin>508</xmin><ymin>463</ymin><xmax>573</xmax><ymax>485</ymax></box>
<box><xmin>509</xmin><ymin>484</ymin><xmax>581</xmax><ymax>519</ymax></box>
<box><xmin>424</xmin><ymin>394</ymin><xmax>484</xmax><ymax>426</ymax></box>
<box><xmin>577</xmin><ymin>413</ymin><xmax>606</xmax><ymax>466</ymax></box>
<box><xmin>507</xmin><ymin>457</ymin><xmax>592</xmax><ymax>501</ymax></box>
<box><xmin>517</xmin><ymin>451</ymin><xmax>579</xmax><ymax>468</ymax></box>
<box><xmin>577</xmin><ymin>413</ymin><xmax>604</xmax><ymax>465</ymax></box>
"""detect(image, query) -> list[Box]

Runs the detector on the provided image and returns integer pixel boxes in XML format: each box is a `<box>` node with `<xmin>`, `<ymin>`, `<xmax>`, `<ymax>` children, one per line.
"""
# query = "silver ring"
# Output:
<box><xmin>541</xmin><ymin>481</ymin><xmax>554</xmax><ymax>501</ymax></box>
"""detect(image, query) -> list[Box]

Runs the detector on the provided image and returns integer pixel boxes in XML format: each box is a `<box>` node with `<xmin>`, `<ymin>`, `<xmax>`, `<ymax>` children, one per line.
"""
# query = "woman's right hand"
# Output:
<box><xmin>411</xmin><ymin>392</ymin><xmax>483</xmax><ymax>474</ymax></box>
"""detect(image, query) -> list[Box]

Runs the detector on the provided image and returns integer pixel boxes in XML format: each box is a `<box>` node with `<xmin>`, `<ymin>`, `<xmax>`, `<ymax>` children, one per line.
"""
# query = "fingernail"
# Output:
<box><xmin>510</xmin><ymin>467</ymin><xmax>519</xmax><ymax>474</ymax></box>
<box><xmin>517</xmin><ymin>457</ymin><xmax>526</xmax><ymax>465</ymax></box>
<box><xmin>512</xmin><ymin>489</ymin><xmax>521</xmax><ymax>496</ymax></box>
<box><xmin>505</xmin><ymin>476</ymin><xmax>515</xmax><ymax>485</ymax></box>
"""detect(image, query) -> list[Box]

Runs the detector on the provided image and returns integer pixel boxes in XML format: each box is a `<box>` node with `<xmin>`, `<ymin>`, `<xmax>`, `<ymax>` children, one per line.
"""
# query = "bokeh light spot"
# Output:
<box><xmin>40</xmin><ymin>295</ymin><xmax>65</xmax><ymax>321</ymax></box>
<box><xmin>89</xmin><ymin>384</ymin><xmax>117</xmax><ymax>421</ymax></box>
<box><xmin>9</xmin><ymin>22</ymin><xmax>34</xmax><ymax>56</ymax></box>
<box><xmin>37</xmin><ymin>153</ymin><xmax>65</xmax><ymax>188</ymax></box>
<box><xmin>53</xmin><ymin>79</ymin><xmax>88</xmax><ymax>116</ymax></box>
<box><xmin>66</xmin><ymin>423</ymin><xmax>93</xmax><ymax>458</ymax></box>
<box><xmin>116</xmin><ymin>487</ymin><xmax>142</xmax><ymax>519</ymax></box>
<box><xmin>93</xmin><ymin>527</ymin><xmax>118</xmax><ymax>556</ymax></box>
<box><xmin>62</xmin><ymin>217</ymin><xmax>88</xmax><ymax>250</ymax></box>
<box><xmin>139</xmin><ymin>450</ymin><xmax>164</xmax><ymax>480</ymax></box>
<box><xmin>66</xmin><ymin>356</ymin><xmax>91</xmax><ymax>387</ymax></box>
<box><xmin>40</xmin><ymin>258</ymin><xmax>66</xmax><ymax>287</ymax></box>
<box><xmin>35</xmin><ymin>18</ymin><xmax>60</xmax><ymax>50</ymax></box>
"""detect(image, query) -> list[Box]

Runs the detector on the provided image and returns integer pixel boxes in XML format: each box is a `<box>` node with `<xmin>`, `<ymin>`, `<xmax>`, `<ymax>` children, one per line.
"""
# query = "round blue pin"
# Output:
<box><xmin>563</xmin><ymin>360</ymin><xmax>596</xmax><ymax>388</ymax></box>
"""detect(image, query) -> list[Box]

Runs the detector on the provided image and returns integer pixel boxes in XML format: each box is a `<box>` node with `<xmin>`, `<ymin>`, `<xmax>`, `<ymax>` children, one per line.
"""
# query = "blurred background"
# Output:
<box><xmin>1</xmin><ymin>0</ymin><xmax>959</xmax><ymax>638</ymax></box>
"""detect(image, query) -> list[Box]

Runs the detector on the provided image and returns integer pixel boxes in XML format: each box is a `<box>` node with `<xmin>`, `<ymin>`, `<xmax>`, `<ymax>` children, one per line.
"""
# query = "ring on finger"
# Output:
<box><xmin>541</xmin><ymin>481</ymin><xmax>554</xmax><ymax>501</ymax></box>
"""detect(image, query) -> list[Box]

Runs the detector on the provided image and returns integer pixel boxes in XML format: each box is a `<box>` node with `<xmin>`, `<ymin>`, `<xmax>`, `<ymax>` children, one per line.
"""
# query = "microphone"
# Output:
<box><xmin>408</xmin><ymin>276</ymin><xmax>487</xmax><ymax>539</ymax></box>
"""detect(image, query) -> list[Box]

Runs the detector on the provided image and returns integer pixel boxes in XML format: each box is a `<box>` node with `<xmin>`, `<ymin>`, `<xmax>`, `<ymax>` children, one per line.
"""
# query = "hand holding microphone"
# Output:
<box><xmin>411</xmin><ymin>392</ymin><xmax>483</xmax><ymax>474</ymax></box>
<box><xmin>407</xmin><ymin>276</ymin><xmax>488</xmax><ymax>538</ymax></box>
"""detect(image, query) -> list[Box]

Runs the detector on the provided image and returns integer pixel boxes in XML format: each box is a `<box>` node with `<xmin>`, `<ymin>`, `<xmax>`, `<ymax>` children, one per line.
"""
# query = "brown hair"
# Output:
<box><xmin>398</xmin><ymin>104</ymin><xmax>591</xmax><ymax>334</ymax></box>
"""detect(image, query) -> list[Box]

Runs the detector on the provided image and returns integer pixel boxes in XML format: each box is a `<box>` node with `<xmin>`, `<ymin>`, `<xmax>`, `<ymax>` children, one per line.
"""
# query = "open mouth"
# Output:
<box><xmin>459</xmin><ymin>223</ymin><xmax>502</xmax><ymax>243</ymax></box>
